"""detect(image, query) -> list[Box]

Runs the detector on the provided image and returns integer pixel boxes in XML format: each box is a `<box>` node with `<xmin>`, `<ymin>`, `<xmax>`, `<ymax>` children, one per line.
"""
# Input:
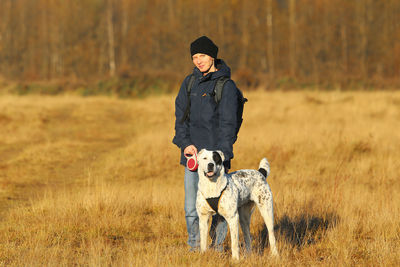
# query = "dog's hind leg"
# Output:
<box><xmin>238</xmin><ymin>202</ymin><xmax>254</xmax><ymax>253</ymax></box>
<box><xmin>253</xmin><ymin>187</ymin><xmax>278</xmax><ymax>256</ymax></box>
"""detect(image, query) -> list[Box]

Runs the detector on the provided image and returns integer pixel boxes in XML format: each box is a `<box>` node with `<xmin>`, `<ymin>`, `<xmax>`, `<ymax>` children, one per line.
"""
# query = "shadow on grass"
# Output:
<box><xmin>257</xmin><ymin>212</ymin><xmax>339</xmax><ymax>253</ymax></box>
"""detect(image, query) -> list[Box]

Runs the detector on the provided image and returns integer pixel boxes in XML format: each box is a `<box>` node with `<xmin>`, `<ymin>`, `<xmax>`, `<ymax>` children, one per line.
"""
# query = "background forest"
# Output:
<box><xmin>0</xmin><ymin>0</ymin><xmax>399</xmax><ymax>94</ymax></box>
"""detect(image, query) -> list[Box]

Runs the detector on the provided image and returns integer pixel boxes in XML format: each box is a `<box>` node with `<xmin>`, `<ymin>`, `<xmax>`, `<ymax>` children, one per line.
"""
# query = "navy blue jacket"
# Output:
<box><xmin>172</xmin><ymin>59</ymin><xmax>238</xmax><ymax>169</ymax></box>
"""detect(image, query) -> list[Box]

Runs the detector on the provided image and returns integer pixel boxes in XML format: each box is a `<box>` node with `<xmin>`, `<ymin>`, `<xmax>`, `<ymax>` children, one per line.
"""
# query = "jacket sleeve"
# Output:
<box><xmin>217</xmin><ymin>80</ymin><xmax>238</xmax><ymax>160</ymax></box>
<box><xmin>172</xmin><ymin>76</ymin><xmax>192</xmax><ymax>150</ymax></box>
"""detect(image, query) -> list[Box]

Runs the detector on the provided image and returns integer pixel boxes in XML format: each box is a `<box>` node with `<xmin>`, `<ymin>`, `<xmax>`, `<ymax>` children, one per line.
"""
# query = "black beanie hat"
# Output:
<box><xmin>190</xmin><ymin>36</ymin><xmax>218</xmax><ymax>59</ymax></box>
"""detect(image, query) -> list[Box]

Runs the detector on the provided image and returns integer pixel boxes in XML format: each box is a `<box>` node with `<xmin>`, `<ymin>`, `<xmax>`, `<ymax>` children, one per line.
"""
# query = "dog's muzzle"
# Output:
<box><xmin>205</xmin><ymin>163</ymin><xmax>215</xmax><ymax>178</ymax></box>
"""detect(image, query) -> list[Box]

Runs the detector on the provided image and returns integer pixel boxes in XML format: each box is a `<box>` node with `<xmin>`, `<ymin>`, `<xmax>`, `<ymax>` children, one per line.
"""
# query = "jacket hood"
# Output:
<box><xmin>192</xmin><ymin>59</ymin><xmax>231</xmax><ymax>81</ymax></box>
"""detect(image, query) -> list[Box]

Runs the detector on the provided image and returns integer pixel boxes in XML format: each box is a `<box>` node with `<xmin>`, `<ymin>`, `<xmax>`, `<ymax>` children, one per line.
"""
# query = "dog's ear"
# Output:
<box><xmin>197</xmin><ymin>149</ymin><xmax>205</xmax><ymax>157</ymax></box>
<box><xmin>213</xmin><ymin>150</ymin><xmax>224</xmax><ymax>165</ymax></box>
<box><xmin>217</xmin><ymin>150</ymin><xmax>225</xmax><ymax>162</ymax></box>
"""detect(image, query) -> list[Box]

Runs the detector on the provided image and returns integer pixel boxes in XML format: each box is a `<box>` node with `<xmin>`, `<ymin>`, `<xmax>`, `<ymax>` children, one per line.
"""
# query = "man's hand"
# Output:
<box><xmin>184</xmin><ymin>145</ymin><xmax>198</xmax><ymax>156</ymax></box>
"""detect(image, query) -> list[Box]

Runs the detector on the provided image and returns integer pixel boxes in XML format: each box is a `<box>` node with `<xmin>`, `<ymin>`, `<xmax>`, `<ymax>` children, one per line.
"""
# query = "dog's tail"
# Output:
<box><xmin>258</xmin><ymin>158</ymin><xmax>270</xmax><ymax>179</ymax></box>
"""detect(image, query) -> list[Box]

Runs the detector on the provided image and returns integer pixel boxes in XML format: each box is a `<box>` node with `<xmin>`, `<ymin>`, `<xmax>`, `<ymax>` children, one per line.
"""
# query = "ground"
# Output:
<box><xmin>0</xmin><ymin>91</ymin><xmax>399</xmax><ymax>266</ymax></box>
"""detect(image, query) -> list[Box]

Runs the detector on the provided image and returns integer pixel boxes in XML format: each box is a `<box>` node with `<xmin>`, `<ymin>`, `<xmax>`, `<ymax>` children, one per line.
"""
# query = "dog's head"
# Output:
<box><xmin>197</xmin><ymin>149</ymin><xmax>225</xmax><ymax>179</ymax></box>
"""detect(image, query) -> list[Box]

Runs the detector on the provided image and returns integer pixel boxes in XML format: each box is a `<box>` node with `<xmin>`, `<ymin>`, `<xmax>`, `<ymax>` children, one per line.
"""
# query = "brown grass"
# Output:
<box><xmin>0</xmin><ymin>91</ymin><xmax>399</xmax><ymax>266</ymax></box>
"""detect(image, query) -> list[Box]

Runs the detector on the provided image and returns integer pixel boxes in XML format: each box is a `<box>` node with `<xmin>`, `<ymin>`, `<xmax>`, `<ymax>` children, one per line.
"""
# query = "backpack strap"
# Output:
<box><xmin>213</xmin><ymin>77</ymin><xmax>230</xmax><ymax>104</ymax></box>
<box><xmin>186</xmin><ymin>74</ymin><xmax>196</xmax><ymax>95</ymax></box>
<box><xmin>180</xmin><ymin>74</ymin><xmax>196</xmax><ymax>124</ymax></box>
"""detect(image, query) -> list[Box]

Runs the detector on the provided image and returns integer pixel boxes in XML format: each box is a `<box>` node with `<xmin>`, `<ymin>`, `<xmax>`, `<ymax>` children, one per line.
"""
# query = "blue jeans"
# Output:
<box><xmin>184</xmin><ymin>167</ymin><xmax>228</xmax><ymax>249</ymax></box>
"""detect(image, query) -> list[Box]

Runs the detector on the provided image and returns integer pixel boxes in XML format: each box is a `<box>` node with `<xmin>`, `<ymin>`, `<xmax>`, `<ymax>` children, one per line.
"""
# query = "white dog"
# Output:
<box><xmin>196</xmin><ymin>149</ymin><xmax>278</xmax><ymax>260</ymax></box>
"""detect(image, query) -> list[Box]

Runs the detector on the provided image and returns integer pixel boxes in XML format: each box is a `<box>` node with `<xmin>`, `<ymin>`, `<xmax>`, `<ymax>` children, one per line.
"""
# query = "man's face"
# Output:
<box><xmin>192</xmin><ymin>53</ymin><xmax>214</xmax><ymax>73</ymax></box>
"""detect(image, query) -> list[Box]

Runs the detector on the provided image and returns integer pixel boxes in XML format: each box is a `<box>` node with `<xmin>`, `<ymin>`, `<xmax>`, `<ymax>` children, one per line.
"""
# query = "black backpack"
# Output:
<box><xmin>180</xmin><ymin>74</ymin><xmax>247</xmax><ymax>142</ymax></box>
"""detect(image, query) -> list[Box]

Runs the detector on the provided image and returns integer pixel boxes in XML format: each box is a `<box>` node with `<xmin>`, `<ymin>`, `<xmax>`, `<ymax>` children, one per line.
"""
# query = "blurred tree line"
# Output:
<box><xmin>0</xmin><ymin>0</ymin><xmax>399</xmax><ymax>91</ymax></box>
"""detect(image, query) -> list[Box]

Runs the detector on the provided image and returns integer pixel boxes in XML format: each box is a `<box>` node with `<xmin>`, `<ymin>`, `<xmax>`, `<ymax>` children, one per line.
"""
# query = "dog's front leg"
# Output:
<box><xmin>226</xmin><ymin>212</ymin><xmax>240</xmax><ymax>260</ymax></box>
<box><xmin>198</xmin><ymin>212</ymin><xmax>209</xmax><ymax>252</ymax></box>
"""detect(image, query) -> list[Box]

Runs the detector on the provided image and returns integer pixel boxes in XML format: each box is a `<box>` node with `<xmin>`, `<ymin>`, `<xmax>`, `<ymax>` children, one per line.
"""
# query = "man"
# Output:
<box><xmin>172</xmin><ymin>36</ymin><xmax>240</xmax><ymax>251</ymax></box>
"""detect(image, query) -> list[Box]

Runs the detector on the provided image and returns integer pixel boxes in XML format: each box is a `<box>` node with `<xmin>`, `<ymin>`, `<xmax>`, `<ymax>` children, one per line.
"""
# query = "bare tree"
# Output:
<box><xmin>107</xmin><ymin>0</ymin><xmax>116</xmax><ymax>77</ymax></box>
<box><xmin>240</xmin><ymin>1</ymin><xmax>249</xmax><ymax>67</ymax></box>
<box><xmin>40</xmin><ymin>0</ymin><xmax>50</xmax><ymax>79</ymax></box>
<box><xmin>266</xmin><ymin>0</ymin><xmax>274</xmax><ymax>78</ymax></box>
<box><xmin>289</xmin><ymin>0</ymin><xmax>296</xmax><ymax>77</ymax></box>
<box><xmin>357</xmin><ymin>0</ymin><xmax>368</xmax><ymax>79</ymax></box>
<box><xmin>120</xmin><ymin>0</ymin><xmax>130</xmax><ymax>67</ymax></box>
<box><xmin>340</xmin><ymin>3</ymin><xmax>348</xmax><ymax>76</ymax></box>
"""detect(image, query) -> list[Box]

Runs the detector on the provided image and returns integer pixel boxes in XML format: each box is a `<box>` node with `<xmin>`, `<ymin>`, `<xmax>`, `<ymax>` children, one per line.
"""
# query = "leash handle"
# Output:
<box><xmin>185</xmin><ymin>152</ymin><xmax>198</xmax><ymax>171</ymax></box>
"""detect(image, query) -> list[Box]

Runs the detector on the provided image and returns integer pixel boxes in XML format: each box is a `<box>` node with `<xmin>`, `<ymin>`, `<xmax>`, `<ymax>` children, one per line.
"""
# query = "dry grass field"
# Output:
<box><xmin>0</xmin><ymin>90</ymin><xmax>399</xmax><ymax>266</ymax></box>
